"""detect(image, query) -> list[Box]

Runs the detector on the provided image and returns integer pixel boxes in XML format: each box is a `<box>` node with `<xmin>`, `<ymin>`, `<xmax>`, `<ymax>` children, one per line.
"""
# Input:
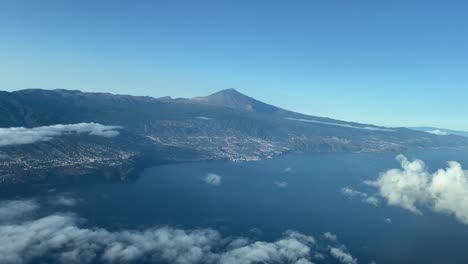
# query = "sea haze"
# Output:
<box><xmin>4</xmin><ymin>147</ymin><xmax>468</xmax><ymax>264</ymax></box>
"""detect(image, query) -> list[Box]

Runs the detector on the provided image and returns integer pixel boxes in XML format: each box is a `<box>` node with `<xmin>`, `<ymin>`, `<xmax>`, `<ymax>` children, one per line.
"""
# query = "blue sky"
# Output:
<box><xmin>1</xmin><ymin>0</ymin><xmax>467</xmax><ymax>130</ymax></box>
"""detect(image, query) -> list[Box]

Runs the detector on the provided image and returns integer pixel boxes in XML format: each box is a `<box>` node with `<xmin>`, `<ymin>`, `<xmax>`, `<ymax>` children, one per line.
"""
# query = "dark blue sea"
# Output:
<box><xmin>7</xmin><ymin>148</ymin><xmax>468</xmax><ymax>264</ymax></box>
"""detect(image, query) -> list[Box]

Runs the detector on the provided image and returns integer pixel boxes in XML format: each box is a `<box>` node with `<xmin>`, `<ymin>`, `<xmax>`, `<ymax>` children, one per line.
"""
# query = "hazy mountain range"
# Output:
<box><xmin>1</xmin><ymin>88</ymin><xmax>467</xmax><ymax>186</ymax></box>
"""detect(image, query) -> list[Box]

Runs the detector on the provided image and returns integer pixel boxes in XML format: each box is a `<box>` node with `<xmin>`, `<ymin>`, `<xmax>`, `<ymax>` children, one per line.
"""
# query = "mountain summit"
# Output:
<box><xmin>190</xmin><ymin>88</ymin><xmax>280</xmax><ymax>114</ymax></box>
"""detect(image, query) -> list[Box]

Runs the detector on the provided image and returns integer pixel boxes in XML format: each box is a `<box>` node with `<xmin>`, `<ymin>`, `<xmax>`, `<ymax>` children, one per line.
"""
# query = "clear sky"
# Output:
<box><xmin>1</xmin><ymin>0</ymin><xmax>467</xmax><ymax>130</ymax></box>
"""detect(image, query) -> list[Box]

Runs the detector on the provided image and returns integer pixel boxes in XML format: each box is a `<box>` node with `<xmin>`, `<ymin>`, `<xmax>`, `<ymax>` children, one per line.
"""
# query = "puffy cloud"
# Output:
<box><xmin>0</xmin><ymin>214</ymin><xmax>315</xmax><ymax>264</ymax></box>
<box><xmin>425</xmin><ymin>129</ymin><xmax>449</xmax><ymax>136</ymax></box>
<box><xmin>219</xmin><ymin>230</ymin><xmax>315</xmax><ymax>264</ymax></box>
<box><xmin>330</xmin><ymin>248</ymin><xmax>357</xmax><ymax>264</ymax></box>
<box><xmin>204</xmin><ymin>173</ymin><xmax>221</xmax><ymax>186</ymax></box>
<box><xmin>274</xmin><ymin>181</ymin><xmax>288</xmax><ymax>188</ymax></box>
<box><xmin>284</xmin><ymin>167</ymin><xmax>293</xmax><ymax>173</ymax></box>
<box><xmin>367</xmin><ymin>155</ymin><xmax>468</xmax><ymax>224</ymax></box>
<box><xmin>0</xmin><ymin>198</ymin><xmax>359</xmax><ymax>264</ymax></box>
<box><xmin>0</xmin><ymin>123</ymin><xmax>122</xmax><ymax>147</ymax></box>
<box><xmin>0</xmin><ymin>214</ymin><xmax>222</xmax><ymax>264</ymax></box>
<box><xmin>385</xmin><ymin>218</ymin><xmax>392</xmax><ymax>224</ymax></box>
<box><xmin>341</xmin><ymin>187</ymin><xmax>380</xmax><ymax>206</ymax></box>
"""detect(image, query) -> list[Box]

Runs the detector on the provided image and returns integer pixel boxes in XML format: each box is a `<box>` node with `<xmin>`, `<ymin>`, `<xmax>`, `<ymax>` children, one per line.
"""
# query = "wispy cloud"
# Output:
<box><xmin>0</xmin><ymin>123</ymin><xmax>122</xmax><ymax>147</ymax></box>
<box><xmin>285</xmin><ymin>117</ymin><xmax>395</xmax><ymax>132</ymax></box>
<box><xmin>195</xmin><ymin>117</ymin><xmax>212</xmax><ymax>120</ymax></box>
<box><xmin>274</xmin><ymin>181</ymin><xmax>288</xmax><ymax>188</ymax></box>
<box><xmin>49</xmin><ymin>193</ymin><xmax>80</xmax><ymax>207</ymax></box>
<box><xmin>323</xmin><ymin>232</ymin><xmax>337</xmax><ymax>242</ymax></box>
<box><xmin>425</xmin><ymin>129</ymin><xmax>449</xmax><ymax>136</ymax></box>
<box><xmin>330</xmin><ymin>247</ymin><xmax>358</xmax><ymax>264</ymax></box>
<box><xmin>322</xmin><ymin>233</ymin><xmax>357</xmax><ymax>264</ymax></box>
<box><xmin>367</xmin><ymin>155</ymin><xmax>468</xmax><ymax>224</ymax></box>
<box><xmin>341</xmin><ymin>187</ymin><xmax>380</xmax><ymax>206</ymax></box>
<box><xmin>204</xmin><ymin>173</ymin><xmax>221</xmax><ymax>186</ymax></box>
<box><xmin>0</xmin><ymin>199</ymin><xmax>39</xmax><ymax>222</ymax></box>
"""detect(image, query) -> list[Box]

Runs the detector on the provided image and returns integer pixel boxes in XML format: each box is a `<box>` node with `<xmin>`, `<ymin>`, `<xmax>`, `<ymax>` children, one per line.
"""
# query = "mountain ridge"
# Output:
<box><xmin>4</xmin><ymin>87</ymin><xmax>395</xmax><ymax>130</ymax></box>
<box><xmin>2</xmin><ymin>88</ymin><xmax>468</xmax><ymax>186</ymax></box>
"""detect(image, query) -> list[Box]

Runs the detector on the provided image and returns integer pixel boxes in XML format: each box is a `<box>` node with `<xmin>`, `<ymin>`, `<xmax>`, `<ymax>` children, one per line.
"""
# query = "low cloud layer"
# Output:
<box><xmin>204</xmin><ymin>173</ymin><xmax>222</xmax><ymax>186</ymax></box>
<box><xmin>0</xmin><ymin>203</ymin><xmax>313</xmax><ymax>264</ymax></box>
<box><xmin>285</xmin><ymin>118</ymin><xmax>394</xmax><ymax>132</ymax></box>
<box><xmin>425</xmin><ymin>129</ymin><xmax>449</xmax><ymax>136</ymax></box>
<box><xmin>0</xmin><ymin>123</ymin><xmax>122</xmax><ymax>147</ymax></box>
<box><xmin>341</xmin><ymin>187</ymin><xmax>380</xmax><ymax>206</ymax></box>
<box><xmin>367</xmin><ymin>155</ymin><xmax>468</xmax><ymax>224</ymax></box>
<box><xmin>0</xmin><ymin>198</ymin><xmax>357</xmax><ymax>264</ymax></box>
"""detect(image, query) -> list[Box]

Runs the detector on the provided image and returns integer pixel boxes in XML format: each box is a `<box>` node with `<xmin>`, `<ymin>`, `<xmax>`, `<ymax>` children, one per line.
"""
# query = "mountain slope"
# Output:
<box><xmin>189</xmin><ymin>88</ymin><xmax>280</xmax><ymax>114</ymax></box>
<box><xmin>1</xmin><ymin>88</ymin><xmax>468</xmax><ymax>186</ymax></box>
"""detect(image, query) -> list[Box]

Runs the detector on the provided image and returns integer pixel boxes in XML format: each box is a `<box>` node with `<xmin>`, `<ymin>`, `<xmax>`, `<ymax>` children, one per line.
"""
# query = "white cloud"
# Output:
<box><xmin>323</xmin><ymin>232</ymin><xmax>337</xmax><ymax>242</ymax></box>
<box><xmin>330</xmin><ymin>247</ymin><xmax>358</xmax><ymax>264</ymax></box>
<box><xmin>0</xmin><ymin>198</ymin><xmax>360</xmax><ymax>264</ymax></box>
<box><xmin>425</xmin><ymin>129</ymin><xmax>449</xmax><ymax>136</ymax></box>
<box><xmin>195</xmin><ymin>117</ymin><xmax>212</xmax><ymax>120</ymax></box>
<box><xmin>0</xmin><ymin>201</ymin><xmax>321</xmax><ymax>264</ymax></box>
<box><xmin>385</xmin><ymin>218</ymin><xmax>392</xmax><ymax>224</ymax></box>
<box><xmin>204</xmin><ymin>173</ymin><xmax>221</xmax><ymax>186</ymax></box>
<box><xmin>274</xmin><ymin>181</ymin><xmax>288</xmax><ymax>188</ymax></box>
<box><xmin>50</xmin><ymin>193</ymin><xmax>80</xmax><ymax>207</ymax></box>
<box><xmin>284</xmin><ymin>167</ymin><xmax>293</xmax><ymax>173</ymax></box>
<box><xmin>341</xmin><ymin>187</ymin><xmax>380</xmax><ymax>206</ymax></box>
<box><xmin>367</xmin><ymin>155</ymin><xmax>468</xmax><ymax>224</ymax></box>
<box><xmin>0</xmin><ymin>214</ymin><xmax>222</xmax><ymax>264</ymax></box>
<box><xmin>285</xmin><ymin>118</ymin><xmax>395</xmax><ymax>132</ymax></box>
<box><xmin>323</xmin><ymin>233</ymin><xmax>358</xmax><ymax>264</ymax></box>
<box><xmin>219</xmin><ymin>230</ymin><xmax>315</xmax><ymax>264</ymax></box>
<box><xmin>0</xmin><ymin>200</ymin><xmax>39</xmax><ymax>222</ymax></box>
<box><xmin>0</xmin><ymin>123</ymin><xmax>122</xmax><ymax>147</ymax></box>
